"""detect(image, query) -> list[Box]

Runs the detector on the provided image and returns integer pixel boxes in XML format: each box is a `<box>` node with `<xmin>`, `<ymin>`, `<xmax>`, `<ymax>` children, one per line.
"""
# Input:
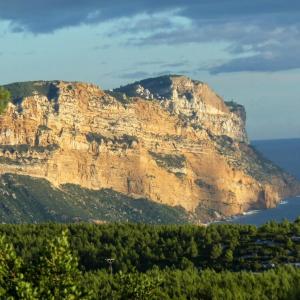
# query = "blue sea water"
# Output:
<box><xmin>227</xmin><ymin>138</ymin><xmax>300</xmax><ymax>226</ymax></box>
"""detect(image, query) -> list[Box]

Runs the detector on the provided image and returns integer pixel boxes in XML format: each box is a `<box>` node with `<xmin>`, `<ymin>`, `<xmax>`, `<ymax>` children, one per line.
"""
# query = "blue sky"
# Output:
<box><xmin>0</xmin><ymin>0</ymin><xmax>299</xmax><ymax>140</ymax></box>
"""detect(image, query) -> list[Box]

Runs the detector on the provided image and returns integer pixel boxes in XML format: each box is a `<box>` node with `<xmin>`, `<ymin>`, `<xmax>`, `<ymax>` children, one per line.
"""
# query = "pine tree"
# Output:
<box><xmin>0</xmin><ymin>235</ymin><xmax>37</xmax><ymax>299</ymax></box>
<box><xmin>210</xmin><ymin>244</ymin><xmax>223</xmax><ymax>260</ymax></box>
<box><xmin>37</xmin><ymin>229</ymin><xmax>86</xmax><ymax>300</ymax></box>
<box><xmin>0</xmin><ymin>87</ymin><xmax>11</xmax><ymax>114</ymax></box>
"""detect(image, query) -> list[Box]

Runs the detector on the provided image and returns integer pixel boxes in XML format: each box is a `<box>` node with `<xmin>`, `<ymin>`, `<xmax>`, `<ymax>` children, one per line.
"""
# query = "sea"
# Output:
<box><xmin>225</xmin><ymin>138</ymin><xmax>300</xmax><ymax>226</ymax></box>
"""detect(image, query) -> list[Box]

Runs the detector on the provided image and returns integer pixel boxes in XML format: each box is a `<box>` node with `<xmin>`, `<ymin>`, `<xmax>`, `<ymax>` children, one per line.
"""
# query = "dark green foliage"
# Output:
<box><xmin>211</xmin><ymin>134</ymin><xmax>234</xmax><ymax>151</ymax></box>
<box><xmin>0</xmin><ymin>174</ymin><xmax>190</xmax><ymax>224</ymax></box>
<box><xmin>85</xmin><ymin>132</ymin><xmax>108</xmax><ymax>144</ymax></box>
<box><xmin>116</xmin><ymin>270</ymin><xmax>163</xmax><ymax>300</ymax></box>
<box><xmin>0</xmin><ymin>86</ymin><xmax>11</xmax><ymax>114</ymax></box>
<box><xmin>0</xmin><ymin>144</ymin><xmax>59</xmax><ymax>166</ymax></box>
<box><xmin>79</xmin><ymin>266</ymin><xmax>300</xmax><ymax>299</ymax></box>
<box><xmin>191</xmin><ymin>123</ymin><xmax>204</xmax><ymax>131</ymax></box>
<box><xmin>210</xmin><ymin>243</ymin><xmax>223</xmax><ymax>260</ymax></box>
<box><xmin>149</xmin><ymin>151</ymin><xmax>186</xmax><ymax>179</ymax></box>
<box><xmin>225</xmin><ymin>100</ymin><xmax>247</xmax><ymax>123</ymax></box>
<box><xmin>4</xmin><ymin>81</ymin><xmax>59</xmax><ymax>104</ymax></box>
<box><xmin>86</xmin><ymin>133</ymin><xmax>138</xmax><ymax>147</ymax></box>
<box><xmin>120</xmin><ymin>134</ymin><xmax>139</xmax><ymax>145</ymax></box>
<box><xmin>105</xmin><ymin>90</ymin><xmax>132</xmax><ymax>105</ymax></box>
<box><xmin>225</xmin><ymin>100</ymin><xmax>244</xmax><ymax>112</ymax></box>
<box><xmin>149</xmin><ymin>151</ymin><xmax>186</xmax><ymax>170</ymax></box>
<box><xmin>209</xmin><ymin>132</ymin><xmax>291</xmax><ymax>183</ymax></box>
<box><xmin>114</xmin><ymin>75</ymin><xmax>203</xmax><ymax>103</ymax></box>
<box><xmin>0</xmin><ymin>144</ymin><xmax>59</xmax><ymax>154</ymax></box>
<box><xmin>0</xmin><ymin>235</ymin><xmax>36</xmax><ymax>299</ymax></box>
<box><xmin>174</xmin><ymin>172</ymin><xmax>186</xmax><ymax>179</ymax></box>
<box><xmin>38</xmin><ymin>125</ymin><xmax>51</xmax><ymax>131</ymax></box>
<box><xmin>0</xmin><ymin>230</ymin><xmax>86</xmax><ymax>299</ymax></box>
<box><xmin>195</xmin><ymin>179</ymin><xmax>215</xmax><ymax>191</ymax></box>
<box><xmin>114</xmin><ymin>75</ymin><xmax>173</xmax><ymax>99</ymax></box>
<box><xmin>0</xmin><ymin>220</ymin><xmax>300</xmax><ymax>274</ymax></box>
<box><xmin>1</xmin><ymin>221</ymin><xmax>300</xmax><ymax>298</ymax></box>
<box><xmin>37</xmin><ymin>230</ymin><xmax>84</xmax><ymax>299</ymax></box>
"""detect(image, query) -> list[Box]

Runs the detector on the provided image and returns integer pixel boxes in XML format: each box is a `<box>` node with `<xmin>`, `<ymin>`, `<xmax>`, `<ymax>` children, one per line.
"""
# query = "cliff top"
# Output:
<box><xmin>3</xmin><ymin>80</ymin><xmax>98</xmax><ymax>103</ymax></box>
<box><xmin>114</xmin><ymin>74</ymin><xmax>204</xmax><ymax>100</ymax></box>
<box><xmin>2</xmin><ymin>75</ymin><xmax>247</xmax><ymax>134</ymax></box>
<box><xmin>3</xmin><ymin>75</ymin><xmax>233</xmax><ymax>107</ymax></box>
<box><xmin>3</xmin><ymin>74</ymin><xmax>206</xmax><ymax>101</ymax></box>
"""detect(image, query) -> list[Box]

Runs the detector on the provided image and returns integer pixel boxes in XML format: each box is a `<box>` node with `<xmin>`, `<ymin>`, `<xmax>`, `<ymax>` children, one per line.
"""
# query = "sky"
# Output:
<box><xmin>0</xmin><ymin>0</ymin><xmax>299</xmax><ymax>140</ymax></box>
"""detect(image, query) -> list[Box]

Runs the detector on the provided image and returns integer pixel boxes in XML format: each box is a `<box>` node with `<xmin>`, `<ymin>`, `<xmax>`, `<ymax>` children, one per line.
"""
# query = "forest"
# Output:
<box><xmin>1</xmin><ymin>219</ymin><xmax>300</xmax><ymax>299</ymax></box>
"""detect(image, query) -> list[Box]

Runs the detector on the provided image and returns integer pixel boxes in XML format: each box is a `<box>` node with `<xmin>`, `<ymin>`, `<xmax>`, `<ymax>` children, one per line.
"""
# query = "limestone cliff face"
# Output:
<box><xmin>115</xmin><ymin>75</ymin><xmax>248</xmax><ymax>143</ymax></box>
<box><xmin>0</xmin><ymin>76</ymin><xmax>299</xmax><ymax>222</ymax></box>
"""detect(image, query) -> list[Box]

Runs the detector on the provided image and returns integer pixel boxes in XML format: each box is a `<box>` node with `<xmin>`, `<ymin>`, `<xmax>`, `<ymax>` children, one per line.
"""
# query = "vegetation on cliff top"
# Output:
<box><xmin>3</xmin><ymin>81</ymin><xmax>59</xmax><ymax>103</ymax></box>
<box><xmin>0</xmin><ymin>86</ymin><xmax>11</xmax><ymax>114</ymax></box>
<box><xmin>114</xmin><ymin>75</ymin><xmax>173</xmax><ymax>97</ymax></box>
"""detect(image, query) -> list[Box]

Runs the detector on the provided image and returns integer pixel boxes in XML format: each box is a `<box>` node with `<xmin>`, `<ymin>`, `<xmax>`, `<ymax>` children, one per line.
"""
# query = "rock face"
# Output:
<box><xmin>0</xmin><ymin>75</ymin><xmax>299</xmax><ymax>223</ymax></box>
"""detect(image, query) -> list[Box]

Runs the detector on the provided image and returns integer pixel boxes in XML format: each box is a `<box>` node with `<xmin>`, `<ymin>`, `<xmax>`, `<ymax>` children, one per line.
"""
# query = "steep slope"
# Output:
<box><xmin>0</xmin><ymin>75</ymin><xmax>298</xmax><ymax>223</ymax></box>
<box><xmin>0</xmin><ymin>173</ymin><xmax>189</xmax><ymax>224</ymax></box>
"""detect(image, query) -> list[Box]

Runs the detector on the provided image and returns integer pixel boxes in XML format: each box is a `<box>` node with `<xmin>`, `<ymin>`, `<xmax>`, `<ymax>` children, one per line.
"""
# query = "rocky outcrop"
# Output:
<box><xmin>115</xmin><ymin>75</ymin><xmax>248</xmax><ymax>143</ymax></box>
<box><xmin>0</xmin><ymin>75</ymin><xmax>299</xmax><ymax>223</ymax></box>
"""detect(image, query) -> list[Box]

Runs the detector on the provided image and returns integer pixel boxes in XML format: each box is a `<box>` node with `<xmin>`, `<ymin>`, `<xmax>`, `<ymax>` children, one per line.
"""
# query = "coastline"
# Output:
<box><xmin>208</xmin><ymin>196</ymin><xmax>300</xmax><ymax>226</ymax></box>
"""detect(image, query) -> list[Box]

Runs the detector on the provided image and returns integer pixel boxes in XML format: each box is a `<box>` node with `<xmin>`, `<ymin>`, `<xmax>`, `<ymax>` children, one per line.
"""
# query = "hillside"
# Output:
<box><xmin>0</xmin><ymin>75</ymin><xmax>299</xmax><ymax>223</ymax></box>
<box><xmin>0</xmin><ymin>173</ymin><xmax>189</xmax><ymax>224</ymax></box>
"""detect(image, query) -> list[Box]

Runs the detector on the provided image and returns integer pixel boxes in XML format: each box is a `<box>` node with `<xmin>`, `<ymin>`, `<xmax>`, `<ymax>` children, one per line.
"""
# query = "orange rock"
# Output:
<box><xmin>0</xmin><ymin>76</ymin><xmax>299</xmax><ymax>222</ymax></box>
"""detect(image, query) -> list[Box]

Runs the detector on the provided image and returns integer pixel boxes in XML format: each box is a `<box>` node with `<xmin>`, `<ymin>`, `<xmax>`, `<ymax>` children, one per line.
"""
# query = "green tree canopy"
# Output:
<box><xmin>0</xmin><ymin>86</ymin><xmax>11</xmax><ymax>114</ymax></box>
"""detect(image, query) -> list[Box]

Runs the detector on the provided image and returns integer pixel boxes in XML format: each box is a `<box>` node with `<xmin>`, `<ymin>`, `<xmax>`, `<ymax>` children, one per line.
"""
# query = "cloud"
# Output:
<box><xmin>119</xmin><ymin>71</ymin><xmax>152</xmax><ymax>79</ymax></box>
<box><xmin>2</xmin><ymin>1</ymin><xmax>299</xmax><ymax>34</ymax></box>
<box><xmin>137</xmin><ymin>60</ymin><xmax>165</xmax><ymax>66</ymax></box>
<box><xmin>1</xmin><ymin>1</ymin><xmax>300</xmax><ymax>73</ymax></box>
<box><xmin>210</xmin><ymin>55</ymin><xmax>297</xmax><ymax>74</ymax></box>
<box><xmin>92</xmin><ymin>44</ymin><xmax>111</xmax><ymax>50</ymax></box>
<box><xmin>0</xmin><ymin>0</ymin><xmax>182</xmax><ymax>33</ymax></box>
<box><xmin>119</xmin><ymin>69</ymin><xmax>192</xmax><ymax>80</ymax></box>
<box><xmin>161</xmin><ymin>61</ymin><xmax>189</xmax><ymax>68</ymax></box>
<box><xmin>209</xmin><ymin>26</ymin><xmax>300</xmax><ymax>73</ymax></box>
<box><xmin>122</xmin><ymin>13</ymin><xmax>300</xmax><ymax>74</ymax></box>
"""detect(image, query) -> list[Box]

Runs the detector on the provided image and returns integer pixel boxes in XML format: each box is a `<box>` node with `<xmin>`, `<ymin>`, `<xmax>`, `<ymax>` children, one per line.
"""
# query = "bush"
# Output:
<box><xmin>0</xmin><ymin>86</ymin><xmax>11</xmax><ymax>114</ymax></box>
<box><xmin>0</xmin><ymin>230</ymin><xmax>87</xmax><ymax>299</ymax></box>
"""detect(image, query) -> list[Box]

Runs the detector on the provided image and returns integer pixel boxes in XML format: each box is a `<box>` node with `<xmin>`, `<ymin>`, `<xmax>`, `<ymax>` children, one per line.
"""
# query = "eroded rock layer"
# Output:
<box><xmin>0</xmin><ymin>75</ymin><xmax>299</xmax><ymax>223</ymax></box>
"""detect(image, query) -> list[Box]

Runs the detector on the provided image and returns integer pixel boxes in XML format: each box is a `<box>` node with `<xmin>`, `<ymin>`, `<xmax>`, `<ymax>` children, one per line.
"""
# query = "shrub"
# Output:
<box><xmin>149</xmin><ymin>151</ymin><xmax>186</xmax><ymax>169</ymax></box>
<box><xmin>0</xmin><ymin>86</ymin><xmax>11</xmax><ymax>114</ymax></box>
<box><xmin>0</xmin><ymin>230</ymin><xmax>87</xmax><ymax>299</ymax></box>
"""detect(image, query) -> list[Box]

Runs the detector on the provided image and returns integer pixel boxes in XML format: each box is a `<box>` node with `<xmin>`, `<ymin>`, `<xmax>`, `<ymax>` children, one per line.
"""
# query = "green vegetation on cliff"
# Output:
<box><xmin>149</xmin><ymin>151</ymin><xmax>186</xmax><ymax>169</ymax></box>
<box><xmin>0</xmin><ymin>174</ymin><xmax>190</xmax><ymax>224</ymax></box>
<box><xmin>0</xmin><ymin>86</ymin><xmax>11</xmax><ymax>114</ymax></box>
<box><xmin>4</xmin><ymin>81</ymin><xmax>59</xmax><ymax>103</ymax></box>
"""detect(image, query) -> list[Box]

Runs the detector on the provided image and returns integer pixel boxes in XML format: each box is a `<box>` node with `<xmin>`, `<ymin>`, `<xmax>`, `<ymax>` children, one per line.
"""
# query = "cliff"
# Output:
<box><xmin>0</xmin><ymin>75</ymin><xmax>299</xmax><ymax>223</ymax></box>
